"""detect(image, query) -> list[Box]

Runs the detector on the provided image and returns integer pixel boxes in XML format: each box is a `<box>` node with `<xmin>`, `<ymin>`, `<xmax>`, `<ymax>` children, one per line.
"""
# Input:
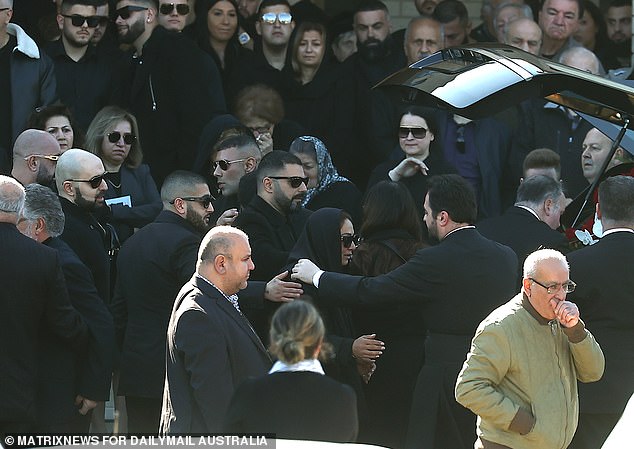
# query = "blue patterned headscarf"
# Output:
<box><xmin>295</xmin><ymin>136</ymin><xmax>350</xmax><ymax>207</ymax></box>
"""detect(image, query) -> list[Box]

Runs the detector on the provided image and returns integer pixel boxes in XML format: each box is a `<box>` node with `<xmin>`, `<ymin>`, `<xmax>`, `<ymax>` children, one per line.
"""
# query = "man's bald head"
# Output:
<box><xmin>11</xmin><ymin>130</ymin><xmax>61</xmax><ymax>186</ymax></box>
<box><xmin>558</xmin><ymin>46</ymin><xmax>601</xmax><ymax>75</ymax></box>
<box><xmin>55</xmin><ymin>148</ymin><xmax>107</xmax><ymax>206</ymax></box>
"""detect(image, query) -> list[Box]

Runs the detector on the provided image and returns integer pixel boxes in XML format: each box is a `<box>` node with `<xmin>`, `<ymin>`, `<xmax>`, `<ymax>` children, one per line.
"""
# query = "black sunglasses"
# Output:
<box><xmin>114</xmin><ymin>5</ymin><xmax>148</xmax><ymax>20</ymax></box>
<box><xmin>62</xmin><ymin>14</ymin><xmax>101</xmax><ymax>28</ymax></box>
<box><xmin>212</xmin><ymin>158</ymin><xmax>246</xmax><ymax>171</ymax></box>
<box><xmin>341</xmin><ymin>234</ymin><xmax>362</xmax><ymax>248</ymax></box>
<box><xmin>159</xmin><ymin>3</ymin><xmax>190</xmax><ymax>15</ymax></box>
<box><xmin>67</xmin><ymin>172</ymin><xmax>108</xmax><ymax>189</ymax></box>
<box><xmin>268</xmin><ymin>176</ymin><xmax>309</xmax><ymax>188</ymax></box>
<box><xmin>169</xmin><ymin>194</ymin><xmax>214</xmax><ymax>209</ymax></box>
<box><xmin>107</xmin><ymin>131</ymin><xmax>136</xmax><ymax>145</ymax></box>
<box><xmin>398</xmin><ymin>127</ymin><xmax>428</xmax><ymax>139</ymax></box>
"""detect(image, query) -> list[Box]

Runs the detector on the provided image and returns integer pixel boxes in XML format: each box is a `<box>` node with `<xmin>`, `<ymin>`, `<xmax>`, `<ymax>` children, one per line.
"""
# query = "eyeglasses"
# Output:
<box><xmin>67</xmin><ymin>172</ymin><xmax>108</xmax><ymax>189</ymax></box>
<box><xmin>23</xmin><ymin>154</ymin><xmax>62</xmax><ymax>162</ymax></box>
<box><xmin>107</xmin><ymin>131</ymin><xmax>136</xmax><ymax>145</ymax></box>
<box><xmin>398</xmin><ymin>127</ymin><xmax>428</xmax><ymax>139</ymax></box>
<box><xmin>261</xmin><ymin>12</ymin><xmax>292</xmax><ymax>24</ymax></box>
<box><xmin>529</xmin><ymin>278</ymin><xmax>577</xmax><ymax>294</ymax></box>
<box><xmin>159</xmin><ymin>3</ymin><xmax>190</xmax><ymax>15</ymax></box>
<box><xmin>249</xmin><ymin>125</ymin><xmax>272</xmax><ymax>135</ymax></box>
<box><xmin>268</xmin><ymin>176</ymin><xmax>309</xmax><ymax>188</ymax></box>
<box><xmin>341</xmin><ymin>234</ymin><xmax>362</xmax><ymax>248</ymax></box>
<box><xmin>114</xmin><ymin>5</ymin><xmax>148</xmax><ymax>20</ymax></box>
<box><xmin>62</xmin><ymin>14</ymin><xmax>101</xmax><ymax>28</ymax></box>
<box><xmin>169</xmin><ymin>194</ymin><xmax>214</xmax><ymax>209</ymax></box>
<box><xmin>212</xmin><ymin>158</ymin><xmax>246</xmax><ymax>171</ymax></box>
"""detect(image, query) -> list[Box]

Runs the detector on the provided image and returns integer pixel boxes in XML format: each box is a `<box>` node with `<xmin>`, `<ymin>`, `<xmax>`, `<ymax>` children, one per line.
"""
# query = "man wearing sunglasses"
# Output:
<box><xmin>56</xmin><ymin>149</ymin><xmax>112</xmax><ymax>305</ymax></box>
<box><xmin>11</xmin><ymin>129</ymin><xmax>61</xmax><ymax>187</ymax></box>
<box><xmin>0</xmin><ymin>0</ymin><xmax>57</xmax><ymax>175</ymax></box>
<box><xmin>43</xmin><ymin>0</ymin><xmax>113</xmax><ymax>130</ymax></box>
<box><xmin>112</xmin><ymin>0</ymin><xmax>224</xmax><ymax>188</ymax></box>
<box><xmin>157</xmin><ymin>0</ymin><xmax>190</xmax><ymax>32</ymax></box>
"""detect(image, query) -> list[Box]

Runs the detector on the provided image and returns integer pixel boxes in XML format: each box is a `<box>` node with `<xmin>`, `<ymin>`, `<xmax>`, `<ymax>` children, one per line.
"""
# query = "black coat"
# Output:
<box><xmin>112</xmin><ymin>26</ymin><xmax>225</xmax><ymax>187</ymax></box>
<box><xmin>60</xmin><ymin>197</ymin><xmax>111</xmax><ymax>304</ymax></box>
<box><xmin>160</xmin><ymin>275</ymin><xmax>271</xmax><ymax>434</ymax></box>
<box><xmin>317</xmin><ymin>227</ymin><xmax>518</xmax><ymax>449</ymax></box>
<box><xmin>305</xmin><ymin>181</ymin><xmax>363</xmax><ymax>227</ymax></box>
<box><xmin>36</xmin><ymin>237</ymin><xmax>115</xmax><ymax>431</ymax></box>
<box><xmin>568</xmin><ymin>231</ymin><xmax>634</xmax><ymax>415</ymax></box>
<box><xmin>224</xmin><ymin>371</ymin><xmax>357</xmax><ymax>442</ymax></box>
<box><xmin>112</xmin><ymin>210</ymin><xmax>201</xmax><ymax>399</ymax></box>
<box><xmin>0</xmin><ymin>223</ymin><xmax>88</xmax><ymax>427</ymax></box>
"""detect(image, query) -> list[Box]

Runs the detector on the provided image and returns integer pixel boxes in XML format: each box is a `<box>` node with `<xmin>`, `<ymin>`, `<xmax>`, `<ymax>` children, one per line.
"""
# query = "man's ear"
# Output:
<box><xmin>544</xmin><ymin>197</ymin><xmax>554</xmax><ymax>215</ymax></box>
<box><xmin>25</xmin><ymin>155</ymin><xmax>39</xmax><ymax>172</ymax></box>
<box><xmin>596</xmin><ymin>201</ymin><xmax>602</xmax><ymax>220</ymax></box>
<box><xmin>437</xmin><ymin>210</ymin><xmax>449</xmax><ymax>226</ymax></box>
<box><xmin>56</xmin><ymin>13</ymin><xmax>64</xmax><ymax>31</ymax></box>
<box><xmin>34</xmin><ymin>217</ymin><xmax>46</xmax><ymax>237</ymax></box>
<box><xmin>262</xmin><ymin>177</ymin><xmax>274</xmax><ymax>193</ymax></box>
<box><xmin>214</xmin><ymin>254</ymin><xmax>227</xmax><ymax>274</ymax></box>
<box><xmin>62</xmin><ymin>180</ymin><xmax>75</xmax><ymax>196</ymax></box>
<box><xmin>146</xmin><ymin>6</ymin><xmax>156</xmax><ymax>23</ymax></box>
<box><xmin>522</xmin><ymin>277</ymin><xmax>532</xmax><ymax>294</ymax></box>
<box><xmin>255</xmin><ymin>20</ymin><xmax>262</xmax><ymax>36</ymax></box>
<box><xmin>245</xmin><ymin>157</ymin><xmax>257</xmax><ymax>173</ymax></box>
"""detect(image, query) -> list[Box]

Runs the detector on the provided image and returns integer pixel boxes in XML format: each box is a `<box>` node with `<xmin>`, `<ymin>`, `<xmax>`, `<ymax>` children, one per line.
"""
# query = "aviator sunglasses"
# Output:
<box><xmin>268</xmin><ymin>176</ymin><xmax>308</xmax><ymax>188</ymax></box>
<box><xmin>212</xmin><ymin>159</ymin><xmax>246</xmax><ymax>171</ymax></box>
<box><xmin>159</xmin><ymin>3</ymin><xmax>190</xmax><ymax>15</ymax></box>
<box><xmin>107</xmin><ymin>131</ymin><xmax>136</xmax><ymax>145</ymax></box>
<box><xmin>62</xmin><ymin>14</ymin><xmax>101</xmax><ymax>27</ymax></box>
<box><xmin>261</xmin><ymin>12</ymin><xmax>292</xmax><ymax>24</ymax></box>
<box><xmin>398</xmin><ymin>127</ymin><xmax>428</xmax><ymax>139</ymax></box>
<box><xmin>169</xmin><ymin>194</ymin><xmax>214</xmax><ymax>209</ymax></box>
<box><xmin>341</xmin><ymin>234</ymin><xmax>362</xmax><ymax>248</ymax></box>
<box><xmin>114</xmin><ymin>5</ymin><xmax>148</xmax><ymax>20</ymax></box>
<box><xmin>67</xmin><ymin>172</ymin><xmax>108</xmax><ymax>189</ymax></box>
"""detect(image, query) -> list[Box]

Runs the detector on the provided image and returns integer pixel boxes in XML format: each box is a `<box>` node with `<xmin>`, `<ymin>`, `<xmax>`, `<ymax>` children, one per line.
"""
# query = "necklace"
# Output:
<box><xmin>106</xmin><ymin>177</ymin><xmax>121</xmax><ymax>189</ymax></box>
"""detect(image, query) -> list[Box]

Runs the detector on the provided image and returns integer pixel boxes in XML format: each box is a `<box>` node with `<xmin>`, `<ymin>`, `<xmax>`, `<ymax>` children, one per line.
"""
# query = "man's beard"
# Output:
<box><xmin>186</xmin><ymin>208</ymin><xmax>211</xmax><ymax>234</ymax></box>
<box><xmin>358</xmin><ymin>34</ymin><xmax>392</xmax><ymax>62</ymax></box>
<box><xmin>118</xmin><ymin>18</ymin><xmax>145</xmax><ymax>44</ymax></box>
<box><xmin>75</xmin><ymin>188</ymin><xmax>102</xmax><ymax>212</ymax></box>
<box><xmin>35</xmin><ymin>166</ymin><xmax>55</xmax><ymax>188</ymax></box>
<box><xmin>611</xmin><ymin>39</ymin><xmax>632</xmax><ymax>57</ymax></box>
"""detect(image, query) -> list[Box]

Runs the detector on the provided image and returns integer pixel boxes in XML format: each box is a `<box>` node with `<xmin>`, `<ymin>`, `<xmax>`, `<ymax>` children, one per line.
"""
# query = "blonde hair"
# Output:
<box><xmin>269</xmin><ymin>301</ymin><xmax>331</xmax><ymax>364</ymax></box>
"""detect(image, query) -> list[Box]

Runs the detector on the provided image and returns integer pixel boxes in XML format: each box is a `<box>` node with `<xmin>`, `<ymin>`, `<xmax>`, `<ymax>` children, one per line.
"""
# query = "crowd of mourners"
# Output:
<box><xmin>1</xmin><ymin>0</ymin><xmax>633</xmax><ymax>448</ymax></box>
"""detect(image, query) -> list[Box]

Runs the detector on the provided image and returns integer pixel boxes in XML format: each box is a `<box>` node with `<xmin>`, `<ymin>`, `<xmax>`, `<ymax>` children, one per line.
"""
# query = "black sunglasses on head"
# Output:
<box><xmin>67</xmin><ymin>172</ymin><xmax>108</xmax><ymax>189</ymax></box>
<box><xmin>115</xmin><ymin>5</ymin><xmax>148</xmax><ymax>20</ymax></box>
<box><xmin>268</xmin><ymin>176</ymin><xmax>309</xmax><ymax>188</ymax></box>
<box><xmin>107</xmin><ymin>131</ymin><xmax>136</xmax><ymax>145</ymax></box>
<box><xmin>341</xmin><ymin>234</ymin><xmax>362</xmax><ymax>248</ymax></box>
<box><xmin>398</xmin><ymin>127</ymin><xmax>428</xmax><ymax>139</ymax></box>
<box><xmin>169</xmin><ymin>194</ymin><xmax>214</xmax><ymax>209</ymax></box>
<box><xmin>62</xmin><ymin>14</ymin><xmax>101</xmax><ymax>28</ymax></box>
<box><xmin>159</xmin><ymin>3</ymin><xmax>190</xmax><ymax>15</ymax></box>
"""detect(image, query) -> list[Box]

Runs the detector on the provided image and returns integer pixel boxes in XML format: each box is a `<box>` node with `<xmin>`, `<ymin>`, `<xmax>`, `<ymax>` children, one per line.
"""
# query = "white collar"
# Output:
<box><xmin>443</xmin><ymin>225</ymin><xmax>475</xmax><ymax>240</ymax></box>
<box><xmin>269</xmin><ymin>358</ymin><xmax>325</xmax><ymax>375</ymax></box>
<box><xmin>515</xmin><ymin>205</ymin><xmax>541</xmax><ymax>221</ymax></box>
<box><xmin>602</xmin><ymin>227</ymin><xmax>634</xmax><ymax>236</ymax></box>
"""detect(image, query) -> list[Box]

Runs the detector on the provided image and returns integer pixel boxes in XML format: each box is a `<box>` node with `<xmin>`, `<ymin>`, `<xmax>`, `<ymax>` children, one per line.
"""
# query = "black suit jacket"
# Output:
<box><xmin>160</xmin><ymin>275</ymin><xmax>271</xmax><ymax>434</ymax></box>
<box><xmin>224</xmin><ymin>371</ymin><xmax>358</xmax><ymax>442</ymax></box>
<box><xmin>477</xmin><ymin>206</ymin><xmax>569</xmax><ymax>283</ymax></box>
<box><xmin>0</xmin><ymin>223</ymin><xmax>88</xmax><ymax>425</ymax></box>
<box><xmin>36</xmin><ymin>237</ymin><xmax>115</xmax><ymax>430</ymax></box>
<box><xmin>568</xmin><ymin>230</ymin><xmax>634</xmax><ymax>414</ymax></box>
<box><xmin>112</xmin><ymin>210</ymin><xmax>201</xmax><ymax>399</ymax></box>
<box><xmin>318</xmin><ymin>228</ymin><xmax>518</xmax><ymax>335</ymax></box>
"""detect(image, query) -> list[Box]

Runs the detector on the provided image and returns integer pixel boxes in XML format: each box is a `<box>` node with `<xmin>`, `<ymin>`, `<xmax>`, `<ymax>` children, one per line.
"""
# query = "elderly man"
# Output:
<box><xmin>160</xmin><ymin>226</ymin><xmax>271</xmax><ymax>433</ymax></box>
<box><xmin>403</xmin><ymin>16</ymin><xmax>443</xmax><ymax>64</ymax></box>
<box><xmin>455</xmin><ymin>248</ymin><xmax>604</xmax><ymax>449</ymax></box>
<box><xmin>538</xmin><ymin>0</ymin><xmax>582</xmax><ymax>60</ymax></box>
<box><xmin>11</xmin><ymin>129</ymin><xmax>61</xmax><ymax>186</ymax></box>
<box><xmin>18</xmin><ymin>184</ymin><xmax>115</xmax><ymax>432</ymax></box>
<box><xmin>581</xmin><ymin>127</ymin><xmax>634</xmax><ymax>185</ymax></box>
<box><xmin>56</xmin><ymin>148</ymin><xmax>112</xmax><ymax>304</ymax></box>
<box><xmin>504</xmin><ymin>17</ymin><xmax>542</xmax><ymax>55</ymax></box>
<box><xmin>568</xmin><ymin>176</ymin><xmax>634</xmax><ymax>449</ymax></box>
<box><xmin>0</xmin><ymin>175</ymin><xmax>87</xmax><ymax>433</ymax></box>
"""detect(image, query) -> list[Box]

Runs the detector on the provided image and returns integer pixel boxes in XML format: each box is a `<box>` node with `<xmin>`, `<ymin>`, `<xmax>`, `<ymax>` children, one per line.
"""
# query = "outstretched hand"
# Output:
<box><xmin>264</xmin><ymin>271</ymin><xmax>303</xmax><ymax>302</ymax></box>
<box><xmin>389</xmin><ymin>157</ymin><xmax>429</xmax><ymax>181</ymax></box>
<box><xmin>290</xmin><ymin>259</ymin><xmax>320</xmax><ymax>284</ymax></box>
<box><xmin>352</xmin><ymin>334</ymin><xmax>385</xmax><ymax>362</ymax></box>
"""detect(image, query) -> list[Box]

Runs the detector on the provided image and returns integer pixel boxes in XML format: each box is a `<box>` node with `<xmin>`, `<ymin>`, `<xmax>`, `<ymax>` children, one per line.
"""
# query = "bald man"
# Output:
<box><xmin>404</xmin><ymin>16</ymin><xmax>444</xmax><ymax>65</ymax></box>
<box><xmin>559</xmin><ymin>46</ymin><xmax>602</xmax><ymax>75</ymax></box>
<box><xmin>11</xmin><ymin>129</ymin><xmax>61</xmax><ymax>186</ymax></box>
<box><xmin>505</xmin><ymin>17</ymin><xmax>542</xmax><ymax>55</ymax></box>
<box><xmin>56</xmin><ymin>148</ymin><xmax>112</xmax><ymax>304</ymax></box>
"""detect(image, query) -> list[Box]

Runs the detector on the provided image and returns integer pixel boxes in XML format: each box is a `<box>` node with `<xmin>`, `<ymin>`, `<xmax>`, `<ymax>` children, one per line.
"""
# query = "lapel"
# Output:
<box><xmin>193</xmin><ymin>275</ymin><xmax>270</xmax><ymax>359</ymax></box>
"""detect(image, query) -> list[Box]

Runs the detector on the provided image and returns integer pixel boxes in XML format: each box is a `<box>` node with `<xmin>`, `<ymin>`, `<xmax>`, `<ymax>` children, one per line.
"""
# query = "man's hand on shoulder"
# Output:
<box><xmin>290</xmin><ymin>259</ymin><xmax>320</xmax><ymax>285</ymax></box>
<box><xmin>264</xmin><ymin>271</ymin><xmax>303</xmax><ymax>302</ymax></box>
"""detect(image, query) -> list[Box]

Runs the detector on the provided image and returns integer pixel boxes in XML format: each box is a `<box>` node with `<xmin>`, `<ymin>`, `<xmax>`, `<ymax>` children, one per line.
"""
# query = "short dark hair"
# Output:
<box><xmin>426</xmin><ymin>174</ymin><xmax>477</xmax><ymax>224</ymax></box>
<box><xmin>213</xmin><ymin>133</ymin><xmax>259</xmax><ymax>155</ymax></box>
<box><xmin>60</xmin><ymin>0</ymin><xmax>100</xmax><ymax>12</ymax></box>
<box><xmin>354</xmin><ymin>0</ymin><xmax>389</xmax><ymax>15</ymax></box>
<box><xmin>258</xmin><ymin>0</ymin><xmax>291</xmax><ymax>17</ymax></box>
<box><xmin>541</xmin><ymin>0</ymin><xmax>583</xmax><ymax>19</ymax></box>
<box><xmin>522</xmin><ymin>148</ymin><xmax>561</xmax><ymax>178</ymax></box>
<box><xmin>161</xmin><ymin>170</ymin><xmax>208</xmax><ymax>204</ymax></box>
<box><xmin>607</xmin><ymin>0</ymin><xmax>630</xmax><ymax>10</ymax></box>
<box><xmin>515</xmin><ymin>174</ymin><xmax>563</xmax><ymax>207</ymax></box>
<box><xmin>256</xmin><ymin>150</ymin><xmax>303</xmax><ymax>184</ymax></box>
<box><xmin>598</xmin><ymin>175</ymin><xmax>634</xmax><ymax>223</ymax></box>
<box><xmin>361</xmin><ymin>180</ymin><xmax>423</xmax><ymax>241</ymax></box>
<box><xmin>433</xmin><ymin>0</ymin><xmax>470</xmax><ymax>26</ymax></box>
<box><xmin>400</xmin><ymin>106</ymin><xmax>438</xmax><ymax>137</ymax></box>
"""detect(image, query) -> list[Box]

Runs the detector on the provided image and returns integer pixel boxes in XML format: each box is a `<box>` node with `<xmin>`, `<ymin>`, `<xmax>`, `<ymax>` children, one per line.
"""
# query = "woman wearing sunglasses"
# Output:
<box><xmin>367</xmin><ymin>106</ymin><xmax>456</xmax><ymax>217</ymax></box>
<box><xmin>349</xmin><ymin>180</ymin><xmax>428</xmax><ymax>449</ymax></box>
<box><xmin>28</xmin><ymin>104</ymin><xmax>84</xmax><ymax>153</ymax></box>
<box><xmin>157</xmin><ymin>0</ymin><xmax>191</xmax><ymax>32</ymax></box>
<box><xmin>284</xmin><ymin>208</ymin><xmax>385</xmax><ymax>432</ymax></box>
<box><xmin>289</xmin><ymin>135</ymin><xmax>362</xmax><ymax>225</ymax></box>
<box><xmin>85</xmin><ymin>106</ymin><xmax>161</xmax><ymax>243</ymax></box>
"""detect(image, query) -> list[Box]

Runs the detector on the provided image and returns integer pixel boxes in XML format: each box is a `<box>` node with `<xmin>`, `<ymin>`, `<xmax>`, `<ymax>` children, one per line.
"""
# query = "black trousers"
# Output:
<box><xmin>126</xmin><ymin>396</ymin><xmax>162</xmax><ymax>434</ymax></box>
